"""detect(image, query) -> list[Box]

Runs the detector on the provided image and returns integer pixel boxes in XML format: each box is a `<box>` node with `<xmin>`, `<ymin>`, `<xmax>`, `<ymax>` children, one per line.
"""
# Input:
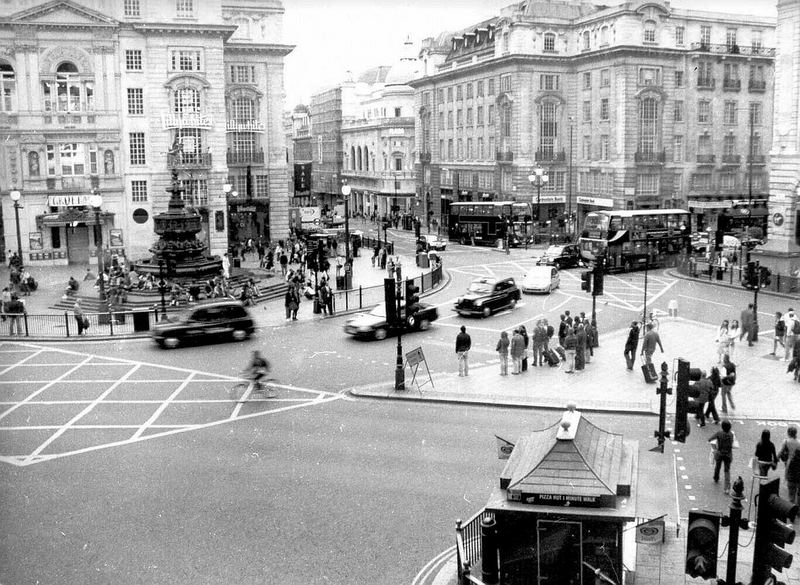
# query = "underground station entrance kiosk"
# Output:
<box><xmin>459</xmin><ymin>406</ymin><xmax>639</xmax><ymax>584</ymax></box>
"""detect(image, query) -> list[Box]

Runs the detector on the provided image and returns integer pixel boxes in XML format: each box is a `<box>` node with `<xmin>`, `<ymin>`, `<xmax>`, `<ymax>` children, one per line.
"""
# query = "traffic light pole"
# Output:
<box><xmin>652</xmin><ymin>362</ymin><xmax>672</xmax><ymax>453</ymax></box>
<box><xmin>395</xmin><ymin>274</ymin><xmax>405</xmax><ymax>391</ymax></box>
<box><xmin>722</xmin><ymin>476</ymin><xmax>747</xmax><ymax>585</ymax></box>
<box><xmin>752</xmin><ymin>260</ymin><xmax>760</xmax><ymax>342</ymax></box>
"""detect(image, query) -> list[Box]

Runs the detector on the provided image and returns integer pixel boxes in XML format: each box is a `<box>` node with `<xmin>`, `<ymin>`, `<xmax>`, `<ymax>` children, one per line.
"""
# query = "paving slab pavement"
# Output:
<box><xmin>351</xmin><ymin>319</ymin><xmax>798</xmax><ymax>422</ymax></box>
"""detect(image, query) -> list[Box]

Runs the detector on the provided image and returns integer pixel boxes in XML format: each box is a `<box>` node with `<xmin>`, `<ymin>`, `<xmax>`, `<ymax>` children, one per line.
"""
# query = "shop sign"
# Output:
<box><xmin>635</xmin><ymin>519</ymin><xmax>665</xmax><ymax>544</ymax></box>
<box><xmin>299</xmin><ymin>207</ymin><xmax>321</xmax><ymax>224</ymax></box>
<box><xmin>226</xmin><ymin>119</ymin><xmax>265</xmax><ymax>132</ymax></box>
<box><xmin>237</xmin><ymin>206</ymin><xmax>257</xmax><ymax>213</ymax></box>
<box><xmin>294</xmin><ymin>163</ymin><xmax>311</xmax><ymax>192</ymax></box>
<box><xmin>519</xmin><ymin>492</ymin><xmax>602</xmax><ymax>507</ymax></box>
<box><xmin>537</xmin><ymin>195</ymin><xmax>566</xmax><ymax>204</ymax></box>
<box><xmin>161</xmin><ymin>113</ymin><xmax>213</xmax><ymax>129</ymax></box>
<box><xmin>48</xmin><ymin>194</ymin><xmax>91</xmax><ymax>207</ymax></box>
<box><xmin>109</xmin><ymin>229</ymin><xmax>123</xmax><ymax>247</ymax></box>
<box><xmin>576</xmin><ymin>196</ymin><xmax>613</xmax><ymax>208</ymax></box>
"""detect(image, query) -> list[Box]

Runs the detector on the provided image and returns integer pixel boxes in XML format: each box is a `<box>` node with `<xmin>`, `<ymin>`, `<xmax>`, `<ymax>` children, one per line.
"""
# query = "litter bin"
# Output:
<box><xmin>417</xmin><ymin>253</ymin><xmax>430</xmax><ymax>269</ymax></box>
<box><xmin>133</xmin><ymin>310</ymin><xmax>150</xmax><ymax>332</ymax></box>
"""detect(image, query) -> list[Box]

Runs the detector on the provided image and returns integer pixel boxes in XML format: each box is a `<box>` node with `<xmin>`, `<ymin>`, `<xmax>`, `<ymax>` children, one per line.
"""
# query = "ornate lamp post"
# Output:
<box><xmin>528</xmin><ymin>168</ymin><xmax>549</xmax><ymax>244</ymax></box>
<box><xmin>9</xmin><ymin>189</ymin><xmax>23</xmax><ymax>268</ymax></box>
<box><xmin>89</xmin><ymin>190</ymin><xmax>104</xmax><ymax>300</ymax></box>
<box><xmin>158</xmin><ymin>259</ymin><xmax>168</xmax><ymax>321</ymax></box>
<box><xmin>341</xmin><ymin>182</ymin><xmax>352</xmax><ymax>288</ymax></box>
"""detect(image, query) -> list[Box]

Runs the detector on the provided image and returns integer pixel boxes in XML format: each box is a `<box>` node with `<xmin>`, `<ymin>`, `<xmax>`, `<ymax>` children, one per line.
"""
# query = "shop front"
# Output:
<box><xmin>227</xmin><ymin>199</ymin><xmax>270</xmax><ymax>245</ymax></box>
<box><xmin>688</xmin><ymin>198</ymin><xmax>769</xmax><ymax>237</ymax></box>
<box><xmin>456</xmin><ymin>406</ymin><xmax>638</xmax><ymax>585</ymax></box>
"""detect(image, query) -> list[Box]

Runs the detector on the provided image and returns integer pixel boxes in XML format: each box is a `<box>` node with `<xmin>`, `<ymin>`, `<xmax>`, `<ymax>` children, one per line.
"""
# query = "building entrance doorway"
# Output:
<box><xmin>67</xmin><ymin>225</ymin><xmax>90</xmax><ymax>265</ymax></box>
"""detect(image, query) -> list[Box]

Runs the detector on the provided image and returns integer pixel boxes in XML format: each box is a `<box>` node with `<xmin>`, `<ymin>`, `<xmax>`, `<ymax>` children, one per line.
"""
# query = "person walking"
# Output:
<box><xmin>740</xmin><ymin>303</ymin><xmax>755</xmax><ymax>346</ymax></box>
<box><xmin>519</xmin><ymin>325</ymin><xmax>529</xmax><ymax>372</ymax></box>
<box><xmin>563</xmin><ymin>327</ymin><xmax>577</xmax><ymax>374</ymax></box>
<box><xmin>715</xmin><ymin>320</ymin><xmax>731</xmax><ymax>363</ymax></box>
<box><xmin>496</xmin><ymin>331</ymin><xmax>510</xmax><ymax>376</ymax></box>
<box><xmin>455</xmin><ymin>325</ymin><xmax>471</xmax><ymax>377</ymax></box>
<box><xmin>708</xmin><ymin>419</ymin><xmax>735</xmax><ymax>494</ymax></box>
<box><xmin>778</xmin><ymin>425</ymin><xmax>800</xmax><ymax>504</ymax></box>
<box><xmin>284</xmin><ymin>285</ymin><xmax>299</xmax><ymax>321</ymax></box>
<box><xmin>783</xmin><ymin>309</ymin><xmax>799</xmax><ymax>362</ymax></box>
<box><xmin>320</xmin><ymin>279</ymin><xmax>333</xmax><ymax>315</ymax></box>
<box><xmin>772</xmin><ymin>311</ymin><xmax>786</xmax><ymax>356</ymax></box>
<box><xmin>728</xmin><ymin>319</ymin><xmax>741</xmax><ymax>360</ymax></box>
<box><xmin>720</xmin><ymin>354</ymin><xmax>737</xmax><ymax>413</ymax></box>
<box><xmin>705</xmin><ymin>367</ymin><xmax>721</xmax><ymax>425</ymax></box>
<box><xmin>532</xmin><ymin>321</ymin><xmax>547</xmax><ymax>367</ymax></box>
<box><xmin>574</xmin><ymin>323</ymin><xmax>587</xmax><ymax>371</ymax></box>
<box><xmin>221</xmin><ymin>253</ymin><xmax>230</xmax><ymax>279</ymax></box>
<box><xmin>754</xmin><ymin>429</ymin><xmax>778</xmax><ymax>478</ymax></box>
<box><xmin>510</xmin><ymin>328</ymin><xmax>525</xmax><ymax>375</ymax></box>
<box><xmin>693</xmin><ymin>371</ymin><xmax>711</xmax><ymax>427</ymax></box>
<box><xmin>624</xmin><ymin>321</ymin><xmax>640</xmax><ymax>370</ymax></box>
<box><xmin>74</xmin><ymin>299</ymin><xmax>87</xmax><ymax>336</ymax></box>
<box><xmin>640</xmin><ymin>323</ymin><xmax>664</xmax><ymax>365</ymax></box>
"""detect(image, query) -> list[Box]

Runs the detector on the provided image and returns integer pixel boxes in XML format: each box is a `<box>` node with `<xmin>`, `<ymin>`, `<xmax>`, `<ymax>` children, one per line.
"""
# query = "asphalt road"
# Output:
<box><xmin>2</xmin><ymin>235</ymin><xmax>798</xmax><ymax>585</ymax></box>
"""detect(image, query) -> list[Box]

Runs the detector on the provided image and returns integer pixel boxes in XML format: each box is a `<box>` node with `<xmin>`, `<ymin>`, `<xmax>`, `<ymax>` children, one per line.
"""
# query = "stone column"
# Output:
<box><xmin>758</xmin><ymin>0</ymin><xmax>800</xmax><ymax>272</ymax></box>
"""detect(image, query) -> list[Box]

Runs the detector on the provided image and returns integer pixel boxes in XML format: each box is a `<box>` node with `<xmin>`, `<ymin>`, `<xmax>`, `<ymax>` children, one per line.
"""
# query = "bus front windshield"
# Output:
<box><xmin>583</xmin><ymin>212</ymin><xmax>610</xmax><ymax>233</ymax></box>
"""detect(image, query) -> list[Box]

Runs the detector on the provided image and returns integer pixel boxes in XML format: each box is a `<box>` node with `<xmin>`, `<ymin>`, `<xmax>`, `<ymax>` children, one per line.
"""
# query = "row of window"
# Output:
<box><xmin>123</xmin><ymin>0</ymin><xmax>195</xmax><ymax>18</ymax></box>
<box><xmin>674</xmin><ymin>100</ymin><xmax>763</xmax><ymax>125</ymax></box>
<box><xmin>578</xmin><ymin>20</ymin><xmax>763</xmax><ymax>51</ymax></box>
<box><xmin>345</xmin><ymin>146</ymin><xmax>406</xmax><ymax>172</ymax></box>
<box><xmin>578</xmin><ymin>132</ymin><xmax>764</xmax><ymax>160</ymax></box>
<box><xmin>439</xmin><ymin>105</ymin><xmax>496</xmax><ymax>129</ymax></box>
<box><xmin>431</xmin><ymin>75</ymin><xmax>510</xmax><ymax>104</ymax></box>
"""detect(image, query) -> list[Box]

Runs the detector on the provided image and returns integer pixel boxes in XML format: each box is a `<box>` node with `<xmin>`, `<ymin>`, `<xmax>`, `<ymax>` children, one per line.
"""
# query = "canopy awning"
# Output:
<box><xmin>37</xmin><ymin>210</ymin><xmax>115</xmax><ymax>227</ymax></box>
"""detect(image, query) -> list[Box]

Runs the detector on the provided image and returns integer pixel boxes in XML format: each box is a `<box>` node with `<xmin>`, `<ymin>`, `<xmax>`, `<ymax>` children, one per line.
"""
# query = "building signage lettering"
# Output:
<box><xmin>299</xmin><ymin>207</ymin><xmax>321</xmax><ymax>224</ymax></box>
<box><xmin>537</xmin><ymin>195</ymin><xmax>566</xmax><ymax>204</ymax></box>
<box><xmin>226</xmin><ymin>119</ymin><xmax>265</xmax><ymax>132</ymax></box>
<box><xmin>576</xmin><ymin>196</ymin><xmax>613</xmax><ymax>208</ymax></box>
<box><xmin>237</xmin><ymin>206</ymin><xmax>257</xmax><ymax>213</ymax></box>
<box><xmin>47</xmin><ymin>194</ymin><xmax>91</xmax><ymax>207</ymax></box>
<box><xmin>294</xmin><ymin>163</ymin><xmax>311</xmax><ymax>192</ymax></box>
<box><xmin>522</xmin><ymin>493</ymin><xmax>602</xmax><ymax>507</ymax></box>
<box><xmin>161</xmin><ymin>113</ymin><xmax>214</xmax><ymax>129</ymax></box>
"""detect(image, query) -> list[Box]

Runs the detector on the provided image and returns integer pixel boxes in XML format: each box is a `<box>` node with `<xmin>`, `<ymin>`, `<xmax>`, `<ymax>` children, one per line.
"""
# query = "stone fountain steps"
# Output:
<box><xmin>49</xmin><ymin>274</ymin><xmax>288</xmax><ymax>314</ymax></box>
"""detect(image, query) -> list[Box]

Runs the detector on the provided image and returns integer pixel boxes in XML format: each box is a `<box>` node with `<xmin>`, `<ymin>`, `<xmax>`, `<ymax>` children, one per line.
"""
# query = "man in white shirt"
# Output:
<box><xmin>783</xmin><ymin>309</ymin><xmax>798</xmax><ymax>361</ymax></box>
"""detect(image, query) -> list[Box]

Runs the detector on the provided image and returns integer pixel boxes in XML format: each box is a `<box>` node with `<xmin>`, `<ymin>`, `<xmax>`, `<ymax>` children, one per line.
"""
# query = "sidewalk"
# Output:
<box><xmin>0</xmin><ymin>238</ymin><xmax>432</xmax><ymax>335</ymax></box>
<box><xmin>351</xmin><ymin>318</ymin><xmax>798</xmax><ymax>421</ymax></box>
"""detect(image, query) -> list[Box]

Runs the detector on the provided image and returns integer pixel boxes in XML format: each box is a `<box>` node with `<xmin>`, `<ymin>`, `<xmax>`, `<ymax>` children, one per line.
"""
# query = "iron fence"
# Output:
<box><xmin>332</xmin><ymin>264</ymin><xmax>443</xmax><ymax>314</ymax></box>
<box><xmin>677</xmin><ymin>256</ymin><xmax>800</xmax><ymax>294</ymax></box>
<box><xmin>0</xmin><ymin>309</ymin><xmax>158</xmax><ymax>339</ymax></box>
<box><xmin>456</xmin><ymin>509</ymin><xmax>486</xmax><ymax>584</ymax></box>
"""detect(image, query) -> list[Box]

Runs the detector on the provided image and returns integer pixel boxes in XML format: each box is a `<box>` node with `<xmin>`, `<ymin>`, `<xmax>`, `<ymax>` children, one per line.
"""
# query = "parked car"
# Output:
<box><xmin>344</xmin><ymin>302</ymin><xmax>439</xmax><ymax>340</ymax></box>
<box><xmin>535</xmin><ymin>244</ymin><xmax>582</xmax><ymax>269</ymax></box>
<box><xmin>455</xmin><ymin>277</ymin><xmax>521</xmax><ymax>318</ymax></box>
<box><xmin>521</xmin><ymin>266</ymin><xmax>560</xmax><ymax>294</ymax></box>
<box><xmin>417</xmin><ymin>234</ymin><xmax>447</xmax><ymax>252</ymax></box>
<box><xmin>152</xmin><ymin>300</ymin><xmax>255</xmax><ymax>349</ymax></box>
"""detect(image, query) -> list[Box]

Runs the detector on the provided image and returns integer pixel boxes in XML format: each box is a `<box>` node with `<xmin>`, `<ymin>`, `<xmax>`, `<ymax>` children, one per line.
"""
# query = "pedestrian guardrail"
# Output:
<box><xmin>676</xmin><ymin>256</ymin><xmax>800</xmax><ymax>294</ymax></box>
<box><xmin>332</xmin><ymin>264</ymin><xmax>443</xmax><ymax>313</ymax></box>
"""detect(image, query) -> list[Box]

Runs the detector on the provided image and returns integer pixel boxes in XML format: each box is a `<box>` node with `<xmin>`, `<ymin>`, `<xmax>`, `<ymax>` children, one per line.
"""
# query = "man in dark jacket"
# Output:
<box><xmin>709</xmin><ymin>419</ymin><xmax>735</xmax><ymax>493</ymax></box>
<box><xmin>693</xmin><ymin>371</ymin><xmax>712</xmax><ymax>427</ymax></box>
<box><xmin>455</xmin><ymin>325</ymin><xmax>471</xmax><ymax>377</ymax></box>
<box><xmin>624</xmin><ymin>321</ymin><xmax>640</xmax><ymax>370</ymax></box>
<box><xmin>740</xmin><ymin>303</ymin><xmax>755</xmax><ymax>346</ymax></box>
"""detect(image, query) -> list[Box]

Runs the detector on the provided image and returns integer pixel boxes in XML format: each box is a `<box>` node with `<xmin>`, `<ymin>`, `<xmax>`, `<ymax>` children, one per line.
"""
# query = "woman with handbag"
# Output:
<box><xmin>720</xmin><ymin>354</ymin><xmax>737</xmax><ymax>413</ymax></box>
<box><xmin>716</xmin><ymin>320</ymin><xmax>731</xmax><ymax>363</ymax></box>
<box><xmin>754</xmin><ymin>429</ymin><xmax>778</xmax><ymax>478</ymax></box>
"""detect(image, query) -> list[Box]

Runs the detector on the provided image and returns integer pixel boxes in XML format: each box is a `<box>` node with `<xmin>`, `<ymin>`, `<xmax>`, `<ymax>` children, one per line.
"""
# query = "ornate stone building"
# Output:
<box><xmin>0</xmin><ymin>0</ymin><xmax>292</xmax><ymax>266</ymax></box>
<box><xmin>411</xmin><ymin>0</ymin><xmax>776</xmax><ymax>236</ymax></box>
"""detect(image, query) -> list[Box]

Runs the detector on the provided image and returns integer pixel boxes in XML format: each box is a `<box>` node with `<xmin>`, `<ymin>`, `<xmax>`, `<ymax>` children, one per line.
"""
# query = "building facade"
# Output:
<box><xmin>341</xmin><ymin>49</ymin><xmax>419</xmax><ymax>220</ymax></box>
<box><xmin>289</xmin><ymin>103</ymin><xmax>312</xmax><ymax>207</ymax></box>
<box><xmin>411</xmin><ymin>0</ymin><xmax>776</xmax><ymax>237</ymax></box>
<box><xmin>0</xmin><ymin>0</ymin><xmax>292</xmax><ymax>267</ymax></box>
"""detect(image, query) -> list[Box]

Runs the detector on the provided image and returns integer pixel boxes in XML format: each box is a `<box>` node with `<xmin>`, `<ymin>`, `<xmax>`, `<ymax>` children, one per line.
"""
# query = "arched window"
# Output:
<box><xmin>583</xmin><ymin>31</ymin><xmax>590</xmax><ymax>50</ymax></box>
<box><xmin>230</xmin><ymin>97</ymin><xmax>255</xmax><ymax>120</ymax></box>
<box><xmin>0</xmin><ymin>61</ymin><xmax>16</xmax><ymax>112</ymax></box>
<box><xmin>600</xmin><ymin>26</ymin><xmax>609</xmax><ymax>46</ymax></box>
<box><xmin>350</xmin><ymin>146</ymin><xmax>356</xmax><ymax>170</ymax></box>
<box><xmin>357</xmin><ymin>147</ymin><xmax>362</xmax><ymax>171</ymax></box>
<box><xmin>638</xmin><ymin>97</ymin><xmax>659</xmax><ymax>154</ymax></box>
<box><xmin>539</xmin><ymin>101</ymin><xmax>558</xmax><ymax>157</ymax></box>
<box><xmin>643</xmin><ymin>20</ymin><xmax>657</xmax><ymax>43</ymax></box>
<box><xmin>53</xmin><ymin>61</ymin><xmax>82</xmax><ymax>112</ymax></box>
<box><xmin>363</xmin><ymin>146</ymin><xmax>369</xmax><ymax>171</ymax></box>
<box><xmin>174</xmin><ymin>87</ymin><xmax>200</xmax><ymax>114</ymax></box>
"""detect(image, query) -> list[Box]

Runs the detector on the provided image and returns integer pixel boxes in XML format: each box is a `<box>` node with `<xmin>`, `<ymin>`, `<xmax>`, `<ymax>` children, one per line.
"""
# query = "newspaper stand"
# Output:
<box><xmin>404</xmin><ymin>346</ymin><xmax>433</xmax><ymax>393</ymax></box>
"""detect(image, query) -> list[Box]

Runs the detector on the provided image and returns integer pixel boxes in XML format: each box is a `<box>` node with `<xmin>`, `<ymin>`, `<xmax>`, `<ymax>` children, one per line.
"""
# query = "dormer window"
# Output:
<box><xmin>643</xmin><ymin>20</ymin><xmax>657</xmax><ymax>43</ymax></box>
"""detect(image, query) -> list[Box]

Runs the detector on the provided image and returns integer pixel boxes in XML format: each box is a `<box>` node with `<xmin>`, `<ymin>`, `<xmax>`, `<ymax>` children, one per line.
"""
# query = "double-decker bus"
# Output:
<box><xmin>578</xmin><ymin>209</ymin><xmax>691</xmax><ymax>271</ymax></box>
<box><xmin>448</xmin><ymin>201</ymin><xmax>533</xmax><ymax>246</ymax></box>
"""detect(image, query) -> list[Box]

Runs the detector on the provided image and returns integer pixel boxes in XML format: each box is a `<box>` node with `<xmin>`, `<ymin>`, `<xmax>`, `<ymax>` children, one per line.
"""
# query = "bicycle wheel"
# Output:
<box><xmin>229</xmin><ymin>381</ymin><xmax>251</xmax><ymax>402</ymax></box>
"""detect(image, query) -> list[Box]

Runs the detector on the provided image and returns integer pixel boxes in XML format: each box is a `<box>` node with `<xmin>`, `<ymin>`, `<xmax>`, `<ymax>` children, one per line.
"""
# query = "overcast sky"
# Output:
<box><xmin>282</xmin><ymin>0</ymin><xmax>779</xmax><ymax>107</ymax></box>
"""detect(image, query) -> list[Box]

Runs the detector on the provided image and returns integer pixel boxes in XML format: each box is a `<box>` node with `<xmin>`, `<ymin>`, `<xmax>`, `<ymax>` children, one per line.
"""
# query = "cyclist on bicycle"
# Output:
<box><xmin>246</xmin><ymin>350</ymin><xmax>270</xmax><ymax>391</ymax></box>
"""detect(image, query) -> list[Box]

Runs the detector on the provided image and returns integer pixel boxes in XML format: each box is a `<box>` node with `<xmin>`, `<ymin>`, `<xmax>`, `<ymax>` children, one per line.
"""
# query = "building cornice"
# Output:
<box><xmin>132</xmin><ymin>22</ymin><xmax>238</xmax><ymax>39</ymax></box>
<box><xmin>223</xmin><ymin>42</ymin><xmax>295</xmax><ymax>57</ymax></box>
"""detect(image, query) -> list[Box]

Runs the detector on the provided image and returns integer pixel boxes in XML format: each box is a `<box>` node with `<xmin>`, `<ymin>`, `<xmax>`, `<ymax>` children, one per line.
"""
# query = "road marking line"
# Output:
<box><xmin>24</xmin><ymin>363</ymin><xmax>142</xmax><ymax>464</ymax></box>
<box><xmin>0</xmin><ymin>347</ymin><xmax>45</xmax><ymax>377</ymax></box>
<box><xmin>678</xmin><ymin>294</ymin><xmax>731</xmax><ymax>308</ymax></box>
<box><xmin>0</xmin><ymin>354</ymin><xmax>94</xmax><ymax>422</ymax></box>
<box><xmin>412</xmin><ymin>546</ymin><xmax>456</xmax><ymax>585</ymax></box>
<box><xmin>131</xmin><ymin>372</ymin><xmax>196</xmax><ymax>440</ymax></box>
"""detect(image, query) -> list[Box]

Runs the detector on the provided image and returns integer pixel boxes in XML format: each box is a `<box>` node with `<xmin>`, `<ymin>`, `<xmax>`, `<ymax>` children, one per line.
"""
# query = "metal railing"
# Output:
<box><xmin>634</xmin><ymin>151</ymin><xmax>666</xmax><ymax>163</ymax></box>
<box><xmin>167</xmin><ymin>152</ymin><xmax>212</xmax><ymax>169</ymax></box>
<box><xmin>677</xmin><ymin>256</ymin><xmax>800</xmax><ymax>294</ymax></box>
<box><xmin>226</xmin><ymin>149</ymin><xmax>264</xmax><ymax>165</ymax></box>
<box><xmin>456</xmin><ymin>510</ymin><xmax>486</xmax><ymax>584</ymax></box>
<box><xmin>331</xmin><ymin>264</ymin><xmax>443</xmax><ymax>314</ymax></box>
<box><xmin>535</xmin><ymin>149</ymin><xmax>566</xmax><ymax>162</ymax></box>
<box><xmin>0</xmin><ymin>309</ymin><xmax>158</xmax><ymax>339</ymax></box>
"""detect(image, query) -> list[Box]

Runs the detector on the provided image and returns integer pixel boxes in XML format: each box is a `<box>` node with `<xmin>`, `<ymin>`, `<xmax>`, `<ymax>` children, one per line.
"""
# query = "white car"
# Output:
<box><xmin>417</xmin><ymin>234</ymin><xmax>447</xmax><ymax>251</ymax></box>
<box><xmin>521</xmin><ymin>266</ymin><xmax>560</xmax><ymax>294</ymax></box>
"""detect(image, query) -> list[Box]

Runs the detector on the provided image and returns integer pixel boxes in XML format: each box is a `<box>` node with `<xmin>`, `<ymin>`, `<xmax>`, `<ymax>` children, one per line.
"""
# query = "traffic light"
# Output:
<box><xmin>675</xmin><ymin>358</ymin><xmax>702</xmax><ymax>443</ymax></box>
<box><xmin>686</xmin><ymin>510</ymin><xmax>721</xmax><ymax>579</ymax></box>
<box><xmin>404</xmin><ymin>280</ymin><xmax>420</xmax><ymax>324</ymax></box>
<box><xmin>580</xmin><ymin>271</ymin><xmax>592</xmax><ymax>293</ymax></box>
<box><xmin>592</xmin><ymin>264</ymin><xmax>604</xmax><ymax>296</ymax></box>
<box><xmin>742</xmin><ymin>261</ymin><xmax>757</xmax><ymax>289</ymax></box>
<box><xmin>753</xmin><ymin>477</ymin><xmax>798</xmax><ymax>584</ymax></box>
<box><xmin>383</xmin><ymin>278</ymin><xmax>398</xmax><ymax>326</ymax></box>
<box><xmin>760</xmin><ymin>266</ymin><xmax>772</xmax><ymax>288</ymax></box>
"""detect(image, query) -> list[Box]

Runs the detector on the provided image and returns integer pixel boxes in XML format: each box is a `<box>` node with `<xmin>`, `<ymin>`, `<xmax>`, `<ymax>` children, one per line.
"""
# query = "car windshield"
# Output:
<box><xmin>368</xmin><ymin>304</ymin><xmax>387</xmax><ymax>317</ymax></box>
<box><xmin>544</xmin><ymin>246</ymin><xmax>564</xmax><ymax>256</ymax></box>
<box><xmin>526</xmin><ymin>270</ymin><xmax>550</xmax><ymax>281</ymax></box>
<box><xmin>468</xmin><ymin>281</ymin><xmax>494</xmax><ymax>293</ymax></box>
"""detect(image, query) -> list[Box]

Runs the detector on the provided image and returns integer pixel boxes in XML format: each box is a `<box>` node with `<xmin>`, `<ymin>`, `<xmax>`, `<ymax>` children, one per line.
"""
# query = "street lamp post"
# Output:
<box><xmin>89</xmin><ymin>190</ymin><xmax>104</xmax><ymax>301</ymax></box>
<box><xmin>528</xmin><ymin>168</ymin><xmax>549</xmax><ymax>245</ymax></box>
<box><xmin>341</xmin><ymin>183</ymin><xmax>352</xmax><ymax>287</ymax></box>
<box><xmin>568</xmin><ymin>118</ymin><xmax>574</xmax><ymax>239</ymax></box>
<box><xmin>158</xmin><ymin>259</ymin><xmax>168</xmax><ymax>321</ymax></box>
<box><xmin>9</xmin><ymin>189</ymin><xmax>23</xmax><ymax>268</ymax></box>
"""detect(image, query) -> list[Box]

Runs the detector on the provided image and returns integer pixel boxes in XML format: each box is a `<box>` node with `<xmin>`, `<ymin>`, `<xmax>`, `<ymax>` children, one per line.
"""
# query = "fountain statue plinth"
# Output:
<box><xmin>133</xmin><ymin>170</ymin><xmax>223</xmax><ymax>278</ymax></box>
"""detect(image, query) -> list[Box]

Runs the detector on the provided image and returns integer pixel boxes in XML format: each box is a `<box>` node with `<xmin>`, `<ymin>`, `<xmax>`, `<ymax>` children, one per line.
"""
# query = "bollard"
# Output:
<box><xmin>480</xmin><ymin>513</ymin><xmax>499</xmax><ymax>584</ymax></box>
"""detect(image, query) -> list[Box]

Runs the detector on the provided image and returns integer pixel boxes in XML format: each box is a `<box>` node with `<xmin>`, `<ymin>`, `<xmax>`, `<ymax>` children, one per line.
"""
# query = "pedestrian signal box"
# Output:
<box><xmin>686</xmin><ymin>510</ymin><xmax>721</xmax><ymax>579</ymax></box>
<box><xmin>580</xmin><ymin>271</ymin><xmax>592</xmax><ymax>293</ymax></box>
<box><xmin>675</xmin><ymin>358</ymin><xmax>701</xmax><ymax>443</ymax></box>
<box><xmin>753</xmin><ymin>477</ymin><xmax>798</xmax><ymax>584</ymax></box>
<box><xmin>384</xmin><ymin>278</ymin><xmax>398</xmax><ymax>326</ymax></box>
